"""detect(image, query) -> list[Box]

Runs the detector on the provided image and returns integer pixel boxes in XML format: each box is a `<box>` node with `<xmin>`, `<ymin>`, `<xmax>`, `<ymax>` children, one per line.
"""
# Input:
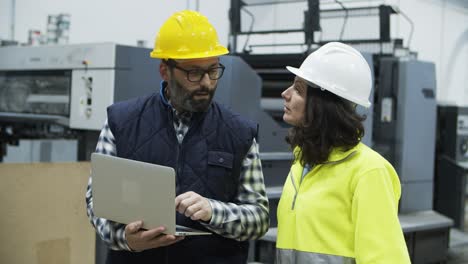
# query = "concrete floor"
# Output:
<box><xmin>448</xmin><ymin>199</ymin><xmax>468</xmax><ymax>264</ymax></box>
<box><xmin>447</xmin><ymin>246</ymin><xmax>468</xmax><ymax>264</ymax></box>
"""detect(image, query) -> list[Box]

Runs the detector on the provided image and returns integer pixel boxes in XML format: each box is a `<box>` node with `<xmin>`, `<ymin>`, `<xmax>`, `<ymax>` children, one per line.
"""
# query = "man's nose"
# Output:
<box><xmin>200</xmin><ymin>73</ymin><xmax>211</xmax><ymax>87</ymax></box>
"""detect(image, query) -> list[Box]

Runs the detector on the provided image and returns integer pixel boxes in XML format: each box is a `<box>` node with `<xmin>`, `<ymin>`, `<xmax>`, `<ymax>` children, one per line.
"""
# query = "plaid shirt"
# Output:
<box><xmin>86</xmin><ymin>109</ymin><xmax>269</xmax><ymax>251</ymax></box>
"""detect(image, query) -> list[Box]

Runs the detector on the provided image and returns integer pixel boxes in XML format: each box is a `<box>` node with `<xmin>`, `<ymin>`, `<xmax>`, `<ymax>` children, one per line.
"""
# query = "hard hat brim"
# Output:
<box><xmin>150</xmin><ymin>48</ymin><xmax>229</xmax><ymax>60</ymax></box>
<box><xmin>286</xmin><ymin>66</ymin><xmax>371</xmax><ymax>108</ymax></box>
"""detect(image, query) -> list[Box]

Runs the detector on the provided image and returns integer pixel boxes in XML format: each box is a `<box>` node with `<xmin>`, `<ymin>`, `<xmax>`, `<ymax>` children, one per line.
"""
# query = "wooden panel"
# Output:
<box><xmin>0</xmin><ymin>162</ymin><xmax>95</xmax><ymax>264</ymax></box>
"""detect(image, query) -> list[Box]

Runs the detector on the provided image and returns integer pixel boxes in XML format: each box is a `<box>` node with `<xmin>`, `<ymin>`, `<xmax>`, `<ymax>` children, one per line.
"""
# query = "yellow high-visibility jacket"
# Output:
<box><xmin>276</xmin><ymin>142</ymin><xmax>411</xmax><ymax>264</ymax></box>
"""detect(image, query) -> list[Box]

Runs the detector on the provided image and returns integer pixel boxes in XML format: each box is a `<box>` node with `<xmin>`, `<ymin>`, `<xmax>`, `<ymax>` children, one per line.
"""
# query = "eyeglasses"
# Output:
<box><xmin>166</xmin><ymin>60</ymin><xmax>225</xmax><ymax>82</ymax></box>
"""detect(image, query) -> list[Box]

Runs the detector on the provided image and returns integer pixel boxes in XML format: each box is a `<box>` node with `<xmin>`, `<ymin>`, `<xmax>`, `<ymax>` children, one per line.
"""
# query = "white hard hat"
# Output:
<box><xmin>286</xmin><ymin>42</ymin><xmax>372</xmax><ymax>108</ymax></box>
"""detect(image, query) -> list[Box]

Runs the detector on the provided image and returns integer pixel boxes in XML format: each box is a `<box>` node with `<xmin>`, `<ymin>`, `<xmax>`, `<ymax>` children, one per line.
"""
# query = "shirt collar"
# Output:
<box><xmin>173</xmin><ymin>109</ymin><xmax>192</xmax><ymax>126</ymax></box>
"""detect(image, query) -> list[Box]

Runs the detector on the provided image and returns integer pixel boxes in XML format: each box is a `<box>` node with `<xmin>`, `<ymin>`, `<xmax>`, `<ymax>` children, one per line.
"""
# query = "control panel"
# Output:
<box><xmin>437</xmin><ymin>105</ymin><xmax>468</xmax><ymax>162</ymax></box>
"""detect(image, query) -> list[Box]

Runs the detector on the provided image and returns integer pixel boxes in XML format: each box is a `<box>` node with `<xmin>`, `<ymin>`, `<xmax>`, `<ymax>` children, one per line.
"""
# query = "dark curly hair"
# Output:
<box><xmin>285</xmin><ymin>86</ymin><xmax>366</xmax><ymax>166</ymax></box>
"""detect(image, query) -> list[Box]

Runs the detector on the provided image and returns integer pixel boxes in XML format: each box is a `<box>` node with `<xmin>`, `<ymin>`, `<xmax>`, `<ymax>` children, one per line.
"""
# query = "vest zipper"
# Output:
<box><xmin>174</xmin><ymin>114</ymin><xmax>201</xmax><ymax>185</ymax></box>
<box><xmin>175</xmin><ymin>128</ymin><xmax>188</xmax><ymax>186</ymax></box>
<box><xmin>175</xmin><ymin>144</ymin><xmax>182</xmax><ymax>184</ymax></box>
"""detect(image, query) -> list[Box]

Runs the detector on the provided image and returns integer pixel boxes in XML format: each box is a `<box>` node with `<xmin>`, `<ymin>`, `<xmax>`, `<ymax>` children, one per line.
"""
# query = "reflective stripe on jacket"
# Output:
<box><xmin>276</xmin><ymin>142</ymin><xmax>411</xmax><ymax>264</ymax></box>
<box><xmin>277</xmin><ymin>249</ymin><xmax>356</xmax><ymax>264</ymax></box>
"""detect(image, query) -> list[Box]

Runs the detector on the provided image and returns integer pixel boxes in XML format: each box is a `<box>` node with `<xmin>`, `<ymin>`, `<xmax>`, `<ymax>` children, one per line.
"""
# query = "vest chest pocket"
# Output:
<box><xmin>206</xmin><ymin>151</ymin><xmax>236</xmax><ymax>200</ymax></box>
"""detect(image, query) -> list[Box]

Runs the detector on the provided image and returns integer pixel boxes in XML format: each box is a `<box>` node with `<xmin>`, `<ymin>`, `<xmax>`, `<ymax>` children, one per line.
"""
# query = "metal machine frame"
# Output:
<box><xmin>229</xmin><ymin>0</ymin><xmax>399</xmax><ymax>54</ymax></box>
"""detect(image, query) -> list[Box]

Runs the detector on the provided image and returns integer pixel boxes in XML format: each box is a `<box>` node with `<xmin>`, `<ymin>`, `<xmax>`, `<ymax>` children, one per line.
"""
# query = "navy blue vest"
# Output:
<box><xmin>105</xmin><ymin>91</ymin><xmax>257</xmax><ymax>264</ymax></box>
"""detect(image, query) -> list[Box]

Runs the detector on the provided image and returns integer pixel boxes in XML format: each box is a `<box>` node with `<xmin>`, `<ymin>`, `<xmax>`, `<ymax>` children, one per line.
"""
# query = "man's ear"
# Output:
<box><xmin>159</xmin><ymin>62</ymin><xmax>170</xmax><ymax>81</ymax></box>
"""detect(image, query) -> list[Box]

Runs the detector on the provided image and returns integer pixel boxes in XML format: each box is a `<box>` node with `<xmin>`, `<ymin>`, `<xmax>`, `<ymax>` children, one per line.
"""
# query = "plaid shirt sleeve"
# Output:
<box><xmin>85</xmin><ymin>120</ymin><xmax>132</xmax><ymax>251</ymax></box>
<box><xmin>202</xmin><ymin>139</ymin><xmax>270</xmax><ymax>241</ymax></box>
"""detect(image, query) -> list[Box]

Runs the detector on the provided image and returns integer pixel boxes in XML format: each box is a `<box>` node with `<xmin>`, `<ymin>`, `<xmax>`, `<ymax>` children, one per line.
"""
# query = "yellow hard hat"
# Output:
<box><xmin>150</xmin><ymin>10</ymin><xmax>229</xmax><ymax>59</ymax></box>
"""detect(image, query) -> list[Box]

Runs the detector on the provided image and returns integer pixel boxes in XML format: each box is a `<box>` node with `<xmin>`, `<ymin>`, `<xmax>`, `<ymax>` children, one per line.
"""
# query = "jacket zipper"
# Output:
<box><xmin>290</xmin><ymin>171</ymin><xmax>298</xmax><ymax>210</ymax></box>
<box><xmin>289</xmin><ymin>151</ymin><xmax>357</xmax><ymax>210</ymax></box>
<box><xmin>290</xmin><ymin>165</ymin><xmax>311</xmax><ymax>210</ymax></box>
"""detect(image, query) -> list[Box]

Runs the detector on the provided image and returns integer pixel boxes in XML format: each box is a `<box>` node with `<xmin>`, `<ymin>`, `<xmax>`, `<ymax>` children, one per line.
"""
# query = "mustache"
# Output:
<box><xmin>189</xmin><ymin>86</ymin><xmax>214</xmax><ymax>98</ymax></box>
<box><xmin>190</xmin><ymin>86</ymin><xmax>211</xmax><ymax>96</ymax></box>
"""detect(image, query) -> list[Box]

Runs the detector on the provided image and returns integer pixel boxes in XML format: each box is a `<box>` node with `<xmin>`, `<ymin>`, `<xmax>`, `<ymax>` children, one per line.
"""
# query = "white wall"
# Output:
<box><xmin>0</xmin><ymin>0</ymin><xmax>13</xmax><ymax>39</ymax></box>
<box><xmin>0</xmin><ymin>0</ymin><xmax>191</xmax><ymax>46</ymax></box>
<box><xmin>438</xmin><ymin>1</ymin><xmax>468</xmax><ymax>104</ymax></box>
<box><xmin>391</xmin><ymin>0</ymin><xmax>468</xmax><ymax>105</ymax></box>
<box><xmin>0</xmin><ymin>0</ymin><xmax>467</xmax><ymax>105</ymax></box>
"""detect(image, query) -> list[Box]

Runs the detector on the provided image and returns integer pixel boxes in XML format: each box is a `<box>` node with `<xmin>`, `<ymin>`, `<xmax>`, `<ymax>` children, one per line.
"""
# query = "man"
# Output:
<box><xmin>85</xmin><ymin>10</ymin><xmax>269</xmax><ymax>264</ymax></box>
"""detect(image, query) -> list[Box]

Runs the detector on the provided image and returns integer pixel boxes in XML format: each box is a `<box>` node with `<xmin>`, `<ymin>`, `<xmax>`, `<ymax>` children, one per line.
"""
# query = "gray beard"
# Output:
<box><xmin>168</xmin><ymin>79</ymin><xmax>215</xmax><ymax>112</ymax></box>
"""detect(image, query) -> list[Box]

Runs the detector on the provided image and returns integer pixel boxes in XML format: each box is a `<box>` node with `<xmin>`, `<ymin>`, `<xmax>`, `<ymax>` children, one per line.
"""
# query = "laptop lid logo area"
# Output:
<box><xmin>121</xmin><ymin>179</ymin><xmax>142</xmax><ymax>206</ymax></box>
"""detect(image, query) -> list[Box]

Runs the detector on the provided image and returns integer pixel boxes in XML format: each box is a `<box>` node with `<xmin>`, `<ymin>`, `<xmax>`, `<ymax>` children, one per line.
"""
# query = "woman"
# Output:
<box><xmin>276</xmin><ymin>42</ymin><xmax>411</xmax><ymax>264</ymax></box>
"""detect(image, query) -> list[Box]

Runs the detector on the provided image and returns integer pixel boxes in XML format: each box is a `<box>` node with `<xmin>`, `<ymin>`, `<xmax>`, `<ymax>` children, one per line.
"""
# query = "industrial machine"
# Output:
<box><xmin>435</xmin><ymin>105</ymin><xmax>468</xmax><ymax>230</ymax></box>
<box><xmin>436</xmin><ymin>105</ymin><xmax>468</xmax><ymax>163</ymax></box>
<box><xmin>0</xmin><ymin>43</ymin><xmax>161</xmax><ymax>162</ymax></box>
<box><xmin>373</xmin><ymin>57</ymin><xmax>437</xmax><ymax>213</ymax></box>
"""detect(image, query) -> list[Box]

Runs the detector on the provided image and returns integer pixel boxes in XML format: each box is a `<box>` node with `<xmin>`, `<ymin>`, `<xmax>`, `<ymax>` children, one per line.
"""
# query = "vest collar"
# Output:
<box><xmin>159</xmin><ymin>81</ymin><xmax>171</xmax><ymax>107</ymax></box>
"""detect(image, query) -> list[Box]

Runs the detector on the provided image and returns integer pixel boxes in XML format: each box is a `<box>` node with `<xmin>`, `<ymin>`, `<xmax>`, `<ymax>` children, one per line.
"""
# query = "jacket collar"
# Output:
<box><xmin>324</xmin><ymin>146</ymin><xmax>358</xmax><ymax>165</ymax></box>
<box><xmin>294</xmin><ymin>143</ymin><xmax>361</xmax><ymax>166</ymax></box>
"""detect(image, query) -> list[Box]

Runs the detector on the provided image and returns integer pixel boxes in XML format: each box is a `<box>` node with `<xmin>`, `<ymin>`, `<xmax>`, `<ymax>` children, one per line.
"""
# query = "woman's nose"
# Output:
<box><xmin>282</xmin><ymin>86</ymin><xmax>291</xmax><ymax>99</ymax></box>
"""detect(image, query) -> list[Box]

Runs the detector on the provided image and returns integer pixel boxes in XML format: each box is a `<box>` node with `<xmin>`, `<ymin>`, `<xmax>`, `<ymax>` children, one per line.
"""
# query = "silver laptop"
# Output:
<box><xmin>91</xmin><ymin>153</ymin><xmax>211</xmax><ymax>236</ymax></box>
